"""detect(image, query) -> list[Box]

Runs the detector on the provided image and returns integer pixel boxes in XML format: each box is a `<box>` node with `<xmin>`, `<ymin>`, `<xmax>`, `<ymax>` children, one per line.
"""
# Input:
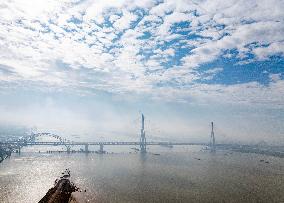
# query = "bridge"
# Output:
<box><xmin>3</xmin><ymin>141</ymin><xmax>208</xmax><ymax>146</ymax></box>
<box><xmin>0</xmin><ymin>114</ymin><xmax>216</xmax><ymax>159</ymax></box>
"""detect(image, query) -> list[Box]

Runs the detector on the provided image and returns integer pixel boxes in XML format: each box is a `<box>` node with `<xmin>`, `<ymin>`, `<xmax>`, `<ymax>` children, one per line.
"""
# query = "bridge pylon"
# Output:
<box><xmin>140</xmin><ymin>114</ymin><xmax>146</xmax><ymax>153</ymax></box>
<box><xmin>210</xmin><ymin>122</ymin><xmax>216</xmax><ymax>152</ymax></box>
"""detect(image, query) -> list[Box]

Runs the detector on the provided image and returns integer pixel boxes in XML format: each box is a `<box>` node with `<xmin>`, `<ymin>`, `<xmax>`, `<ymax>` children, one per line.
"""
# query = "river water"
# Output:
<box><xmin>0</xmin><ymin>146</ymin><xmax>283</xmax><ymax>203</ymax></box>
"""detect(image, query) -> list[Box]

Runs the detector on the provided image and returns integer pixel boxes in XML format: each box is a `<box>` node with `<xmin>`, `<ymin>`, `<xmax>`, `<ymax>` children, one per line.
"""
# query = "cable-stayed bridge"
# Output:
<box><xmin>2</xmin><ymin>114</ymin><xmax>283</xmax><ymax>160</ymax></box>
<box><xmin>0</xmin><ymin>114</ymin><xmax>216</xmax><ymax>157</ymax></box>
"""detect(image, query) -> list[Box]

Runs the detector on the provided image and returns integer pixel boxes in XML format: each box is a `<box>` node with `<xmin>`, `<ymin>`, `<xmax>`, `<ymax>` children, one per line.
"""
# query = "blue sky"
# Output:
<box><xmin>0</xmin><ymin>0</ymin><xmax>283</xmax><ymax>144</ymax></box>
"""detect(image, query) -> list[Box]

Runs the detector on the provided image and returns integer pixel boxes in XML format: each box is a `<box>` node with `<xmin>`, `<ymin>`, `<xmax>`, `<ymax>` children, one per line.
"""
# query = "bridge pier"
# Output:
<box><xmin>210</xmin><ymin>122</ymin><xmax>216</xmax><ymax>152</ymax></box>
<box><xmin>66</xmin><ymin>146</ymin><xmax>71</xmax><ymax>153</ymax></box>
<box><xmin>17</xmin><ymin>146</ymin><xmax>21</xmax><ymax>154</ymax></box>
<box><xmin>99</xmin><ymin>144</ymin><xmax>104</xmax><ymax>154</ymax></box>
<box><xmin>95</xmin><ymin>144</ymin><xmax>105</xmax><ymax>154</ymax></box>
<box><xmin>84</xmin><ymin>144</ymin><xmax>89</xmax><ymax>153</ymax></box>
<box><xmin>140</xmin><ymin>114</ymin><xmax>147</xmax><ymax>153</ymax></box>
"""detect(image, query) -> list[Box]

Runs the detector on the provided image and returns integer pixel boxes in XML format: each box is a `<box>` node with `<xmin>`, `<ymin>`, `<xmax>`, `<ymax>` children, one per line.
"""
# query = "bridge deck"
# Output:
<box><xmin>1</xmin><ymin>141</ymin><xmax>208</xmax><ymax>146</ymax></box>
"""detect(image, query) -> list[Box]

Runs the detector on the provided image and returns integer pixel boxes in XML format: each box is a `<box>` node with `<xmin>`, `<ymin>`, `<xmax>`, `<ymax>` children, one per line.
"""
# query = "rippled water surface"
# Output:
<box><xmin>0</xmin><ymin>146</ymin><xmax>283</xmax><ymax>203</ymax></box>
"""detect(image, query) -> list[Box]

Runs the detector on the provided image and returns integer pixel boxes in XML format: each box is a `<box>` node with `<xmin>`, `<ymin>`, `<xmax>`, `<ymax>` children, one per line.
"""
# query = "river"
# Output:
<box><xmin>0</xmin><ymin>146</ymin><xmax>283</xmax><ymax>203</ymax></box>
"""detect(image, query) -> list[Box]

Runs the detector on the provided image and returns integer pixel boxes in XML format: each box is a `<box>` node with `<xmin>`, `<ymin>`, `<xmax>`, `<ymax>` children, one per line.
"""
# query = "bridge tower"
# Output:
<box><xmin>140</xmin><ymin>114</ymin><xmax>146</xmax><ymax>153</ymax></box>
<box><xmin>210</xmin><ymin>122</ymin><xmax>216</xmax><ymax>152</ymax></box>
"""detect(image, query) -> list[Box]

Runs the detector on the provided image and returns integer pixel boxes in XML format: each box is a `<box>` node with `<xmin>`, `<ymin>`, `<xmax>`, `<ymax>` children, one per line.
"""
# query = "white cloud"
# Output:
<box><xmin>253</xmin><ymin>42</ymin><xmax>284</xmax><ymax>60</ymax></box>
<box><xmin>157</xmin><ymin>11</ymin><xmax>193</xmax><ymax>36</ymax></box>
<box><xmin>113</xmin><ymin>10</ymin><xmax>138</xmax><ymax>31</ymax></box>
<box><xmin>0</xmin><ymin>0</ymin><xmax>283</xmax><ymax>108</ymax></box>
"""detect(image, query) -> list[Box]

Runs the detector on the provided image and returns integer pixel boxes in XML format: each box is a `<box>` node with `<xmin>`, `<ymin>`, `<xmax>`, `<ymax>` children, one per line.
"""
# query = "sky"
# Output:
<box><xmin>0</xmin><ymin>0</ymin><xmax>283</xmax><ymax>145</ymax></box>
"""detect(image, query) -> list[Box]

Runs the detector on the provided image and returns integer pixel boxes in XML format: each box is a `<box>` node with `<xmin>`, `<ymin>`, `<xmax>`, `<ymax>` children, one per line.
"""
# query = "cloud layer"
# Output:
<box><xmin>0</xmin><ymin>0</ymin><xmax>284</xmax><ymax>106</ymax></box>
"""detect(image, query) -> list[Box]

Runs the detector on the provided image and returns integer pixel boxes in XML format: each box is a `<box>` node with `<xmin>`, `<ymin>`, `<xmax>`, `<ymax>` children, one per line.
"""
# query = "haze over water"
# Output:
<box><xmin>1</xmin><ymin>146</ymin><xmax>283</xmax><ymax>203</ymax></box>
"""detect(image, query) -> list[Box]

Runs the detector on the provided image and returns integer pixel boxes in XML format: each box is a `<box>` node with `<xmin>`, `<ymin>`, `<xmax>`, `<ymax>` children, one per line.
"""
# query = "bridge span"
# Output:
<box><xmin>2</xmin><ymin>141</ymin><xmax>207</xmax><ymax>146</ymax></box>
<box><xmin>1</xmin><ymin>114</ymin><xmax>216</xmax><ymax>156</ymax></box>
<box><xmin>1</xmin><ymin>141</ymin><xmax>209</xmax><ymax>154</ymax></box>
